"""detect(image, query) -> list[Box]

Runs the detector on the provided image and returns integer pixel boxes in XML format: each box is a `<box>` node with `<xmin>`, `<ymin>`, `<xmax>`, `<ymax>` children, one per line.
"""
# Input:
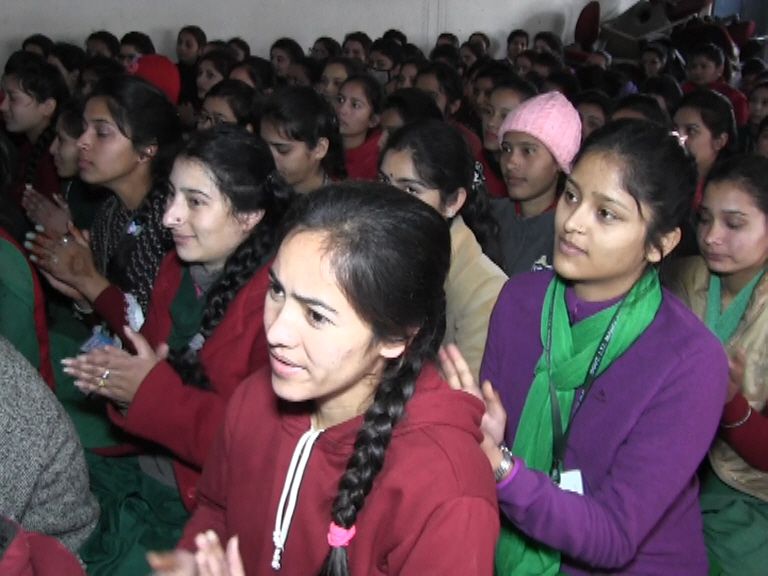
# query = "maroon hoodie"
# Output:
<box><xmin>180</xmin><ymin>363</ymin><xmax>499</xmax><ymax>575</ymax></box>
<box><xmin>0</xmin><ymin>518</ymin><xmax>85</xmax><ymax>576</ymax></box>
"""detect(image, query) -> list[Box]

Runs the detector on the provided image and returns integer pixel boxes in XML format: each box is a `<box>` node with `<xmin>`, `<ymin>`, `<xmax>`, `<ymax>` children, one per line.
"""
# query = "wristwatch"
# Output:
<box><xmin>495</xmin><ymin>445</ymin><xmax>514</xmax><ymax>483</ymax></box>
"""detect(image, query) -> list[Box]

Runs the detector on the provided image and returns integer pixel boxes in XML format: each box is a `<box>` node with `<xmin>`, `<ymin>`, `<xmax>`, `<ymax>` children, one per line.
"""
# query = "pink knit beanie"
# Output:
<box><xmin>497</xmin><ymin>91</ymin><xmax>582</xmax><ymax>174</ymax></box>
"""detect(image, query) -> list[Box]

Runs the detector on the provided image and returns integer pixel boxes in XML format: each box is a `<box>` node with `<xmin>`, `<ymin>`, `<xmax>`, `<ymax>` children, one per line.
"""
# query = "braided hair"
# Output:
<box><xmin>279</xmin><ymin>182</ymin><xmax>451</xmax><ymax>576</ymax></box>
<box><xmin>381</xmin><ymin>119</ymin><xmax>503</xmax><ymax>266</ymax></box>
<box><xmin>167</xmin><ymin>125</ymin><xmax>295</xmax><ymax>390</ymax></box>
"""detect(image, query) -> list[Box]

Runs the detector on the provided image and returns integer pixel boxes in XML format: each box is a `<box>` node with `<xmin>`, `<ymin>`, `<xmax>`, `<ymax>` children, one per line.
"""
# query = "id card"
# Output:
<box><xmin>80</xmin><ymin>332</ymin><xmax>116</xmax><ymax>353</ymax></box>
<box><xmin>559</xmin><ymin>470</ymin><xmax>584</xmax><ymax>495</ymax></box>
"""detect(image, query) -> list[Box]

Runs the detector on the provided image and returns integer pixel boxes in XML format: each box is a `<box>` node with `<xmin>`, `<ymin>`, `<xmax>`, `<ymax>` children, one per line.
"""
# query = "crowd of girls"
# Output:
<box><xmin>2</xmin><ymin>17</ymin><xmax>768</xmax><ymax>576</ymax></box>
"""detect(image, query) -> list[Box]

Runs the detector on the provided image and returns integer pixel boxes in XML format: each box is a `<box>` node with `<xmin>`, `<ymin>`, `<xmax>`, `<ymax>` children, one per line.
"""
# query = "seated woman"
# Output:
<box><xmin>260</xmin><ymin>85</ymin><xmax>347</xmax><ymax>192</ymax></box>
<box><xmin>443</xmin><ymin>120</ymin><xmax>729</xmax><ymax>575</ymax></box>
<box><xmin>60</xmin><ymin>125</ymin><xmax>293</xmax><ymax>574</ymax></box>
<box><xmin>334</xmin><ymin>74</ymin><xmax>383</xmax><ymax>180</ymax></box>
<box><xmin>27</xmin><ymin>75</ymin><xmax>181</xmax><ymax>339</ymax></box>
<box><xmin>318</xmin><ymin>56</ymin><xmax>365</xmax><ymax>101</ymax></box>
<box><xmin>666</xmin><ymin>155</ymin><xmax>768</xmax><ymax>576</ymax></box>
<box><xmin>196</xmin><ymin>79</ymin><xmax>262</xmax><ymax>132</ymax></box>
<box><xmin>22</xmin><ymin>99</ymin><xmax>106</xmax><ymax>236</ymax></box>
<box><xmin>0</xmin><ymin>336</ymin><xmax>98</xmax><ymax>554</ymax></box>
<box><xmin>149</xmin><ymin>182</ymin><xmax>500</xmax><ymax>576</ymax></box>
<box><xmin>379</xmin><ymin>119</ymin><xmax>506</xmax><ymax>381</ymax></box>
<box><xmin>492</xmin><ymin>91</ymin><xmax>582</xmax><ymax>276</ymax></box>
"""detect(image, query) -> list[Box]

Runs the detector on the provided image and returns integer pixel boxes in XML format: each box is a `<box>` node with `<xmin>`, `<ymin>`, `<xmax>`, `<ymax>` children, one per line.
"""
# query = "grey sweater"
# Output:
<box><xmin>492</xmin><ymin>198</ymin><xmax>555</xmax><ymax>278</ymax></box>
<box><xmin>0</xmin><ymin>337</ymin><xmax>99</xmax><ymax>553</ymax></box>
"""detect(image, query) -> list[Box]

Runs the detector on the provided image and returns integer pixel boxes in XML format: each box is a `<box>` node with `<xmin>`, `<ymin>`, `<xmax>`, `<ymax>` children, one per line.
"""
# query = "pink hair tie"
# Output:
<box><xmin>327</xmin><ymin>522</ymin><xmax>356</xmax><ymax>548</ymax></box>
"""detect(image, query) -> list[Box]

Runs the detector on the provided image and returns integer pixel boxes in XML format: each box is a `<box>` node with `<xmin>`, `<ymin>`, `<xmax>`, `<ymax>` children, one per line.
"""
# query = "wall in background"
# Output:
<box><xmin>1</xmin><ymin>0</ymin><xmax>639</xmax><ymax>67</ymax></box>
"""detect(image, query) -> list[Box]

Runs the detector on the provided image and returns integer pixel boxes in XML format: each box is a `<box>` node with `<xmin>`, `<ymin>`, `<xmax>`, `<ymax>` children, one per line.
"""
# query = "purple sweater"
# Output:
<box><xmin>481</xmin><ymin>271</ymin><xmax>728</xmax><ymax>576</ymax></box>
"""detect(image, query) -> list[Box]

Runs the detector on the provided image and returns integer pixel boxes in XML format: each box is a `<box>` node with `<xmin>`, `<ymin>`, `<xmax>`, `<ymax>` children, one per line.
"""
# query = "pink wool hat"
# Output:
<box><xmin>498</xmin><ymin>91</ymin><xmax>582</xmax><ymax>174</ymax></box>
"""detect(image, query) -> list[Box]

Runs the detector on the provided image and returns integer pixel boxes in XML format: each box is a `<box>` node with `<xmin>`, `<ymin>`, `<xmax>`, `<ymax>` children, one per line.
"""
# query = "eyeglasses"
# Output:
<box><xmin>196</xmin><ymin>111</ymin><xmax>229</xmax><ymax>128</ymax></box>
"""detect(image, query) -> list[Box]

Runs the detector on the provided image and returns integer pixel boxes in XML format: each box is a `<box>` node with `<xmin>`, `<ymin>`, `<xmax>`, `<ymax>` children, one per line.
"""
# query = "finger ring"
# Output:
<box><xmin>98</xmin><ymin>378</ymin><xmax>106</xmax><ymax>388</ymax></box>
<box><xmin>60</xmin><ymin>234</ymin><xmax>72</xmax><ymax>246</ymax></box>
<box><xmin>101</xmin><ymin>369</ymin><xmax>110</xmax><ymax>380</ymax></box>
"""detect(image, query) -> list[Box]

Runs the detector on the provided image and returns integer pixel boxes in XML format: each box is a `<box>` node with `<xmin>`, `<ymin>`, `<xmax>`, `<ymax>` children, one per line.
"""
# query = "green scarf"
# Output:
<box><xmin>495</xmin><ymin>270</ymin><xmax>663</xmax><ymax>576</ymax></box>
<box><xmin>166</xmin><ymin>267</ymin><xmax>208</xmax><ymax>352</ymax></box>
<box><xmin>705</xmin><ymin>271</ymin><xmax>764</xmax><ymax>345</ymax></box>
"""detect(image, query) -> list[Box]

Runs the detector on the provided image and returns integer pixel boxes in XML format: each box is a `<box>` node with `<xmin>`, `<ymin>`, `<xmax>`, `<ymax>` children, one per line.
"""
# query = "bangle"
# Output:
<box><xmin>73</xmin><ymin>300</ymin><xmax>94</xmax><ymax>314</ymax></box>
<box><xmin>495</xmin><ymin>445</ymin><xmax>514</xmax><ymax>483</ymax></box>
<box><xmin>721</xmin><ymin>406</ymin><xmax>752</xmax><ymax>429</ymax></box>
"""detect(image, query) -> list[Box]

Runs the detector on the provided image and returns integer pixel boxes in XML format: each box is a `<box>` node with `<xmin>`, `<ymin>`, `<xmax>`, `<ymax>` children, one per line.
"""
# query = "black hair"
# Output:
<box><xmin>382</xmin><ymin>29</ymin><xmax>408</xmax><ymax>47</ymax></box>
<box><xmin>261</xmin><ymin>85</ymin><xmax>347</xmax><ymax>179</ymax></box>
<box><xmin>474</xmin><ymin>60</ymin><xmax>515</xmax><ymax>84</ymax></box>
<box><xmin>281</xmin><ymin>182</ymin><xmax>450</xmax><ymax>576</ymax></box>
<box><xmin>0</xmin><ymin>133</ymin><xmax>30</xmax><ymax>244</ymax></box>
<box><xmin>231</xmin><ymin>56</ymin><xmax>276</xmax><ymax>93</ymax></box>
<box><xmin>437</xmin><ymin>32</ymin><xmax>460</xmax><ymax>50</ymax></box>
<box><xmin>3</xmin><ymin>51</ymin><xmax>69</xmax><ymax>186</ymax></box>
<box><xmin>324</xmin><ymin>57</ymin><xmax>367</xmax><ymax>79</ymax></box>
<box><xmin>460</xmin><ymin>42</ymin><xmax>484</xmax><ymax>62</ymax></box>
<box><xmin>759</xmin><ymin>116</ymin><xmax>768</xmax><ymax>140</ymax></box>
<box><xmin>313</xmin><ymin>37</ymin><xmax>341</xmax><ymax>59</ymax></box>
<box><xmin>80</xmin><ymin>55</ymin><xmax>125</xmax><ymax>94</ymax></box>
<box><xmin>369</xmin><ymin>39</ymin><xmax>403</xmax><ymax>68</ymax></box>
<box><xmin>382</xmin><ymin>119</ymin><xmax>503</xmax><ymax>265</ymax></box>
<box><xmin>120</xmin><ymin>32</ymin><xmax>155</xmax><ymax>55</ymax></box>
<box><xmin>204</xmin><ymin>79</ymin><xmax>263</xmax><ymax>129</ymax></box>
<box><xmin>469</xmin><ymin>32</ymin><xmax>491</xmax><ymax>52</ymax></box>
<box><xmin>86</xmin><ymin>31</ymin><xmax>120</xmax><ymax>58</ymax></box>
<box><xmin>641</xmin><ymin>43</ymin><xmax>667</xmax><ymax>64</ymax></box>
<box><xmin>401</xmin><ymin>44</ymin><xmax>427</xmax><ymax>62</ymax></box>
<box><xmin>677</xmin><ymin>89</ymin><xmax>737</xmax><ymax>159</ymax></box>
<box><xmin>200</xmin><ymin>49</ymin><xmax>237</xmax><ymax>81</ymax></box>
<box><xmin>578</xmin><ymin>119</ymin><xmax>698</xmax><ymax>256</ymax></box>
<box><xmin>167</xmin><ymin>125</ymin><xmax>294</xmax><ymax>390</ymax></box>
<box><xmin>270</xmin><ymin>38</ymin><xmax>305</xmax><ymax>64</ymax></box>
<box><xmin>88</xmin><ymin>75</ymin><xmax>182</xmax><ymax>186</ymax></box>
<box><xmin>544</xmin><ymin>70</ymin><xmax>581</xmax><ymax>101</ymax></box>
<box><xmin>533</xmin><ymin>31</ymin><xmax>564</xmax><ymax>57</ymax></box>
<box><xmin>228</xmin><ymin>37</ymin><xmax>250</xmax><ymax>60</ymax></box>
<box><xmin>742</xmin><ymin>58</ymin><xmax>767</xmax><ymax>78</ymax></box>
<box><xmin>204</xmin><ymin>40</ymin><xmax>235</xmax><ymax>58</ymax></box>
<box><xmin>574</xmin><ymin>64</ymin><xmax>625</xmax><ymax>98</ymax></box>
<box><xmin>50</xmin><ymin>43</ymin><xmax>86</xmax><ymax>75</ymax></box>
<box><xmin>343</xmin><ymin>32</ymin><xmax>373</xmax><ymax>58</ymax></box>
<box><xmin>57</xmin><ymin>98</ymin><xmax>86</xmax><ymax>139</ymax></box>
<box><xmin>705</xmin><ymin>155</ymin><xmax>768</xmax><ymax>216</ymax></box>
<box><xmin>429</xmin><ymin>44</ymin><xmax>461</xmax><ymax>70</ymax></box>
<box><xmin>416</xmin><ymin>61</ymin><xmax>464</xmax><ymax>109</ymax></box>
<box><xmin>339</xmin><ymin>74</ymin><xmax>384</xmax><ymax>116</ymax></box>
<box><xmin>22</xmin><ymin>34</ymin><xmax>54</xmax><ymax>58</ymax></box>
<box><xmin>507</xmin><ymin>29</ymin><xmax>530</xmax><ymax>46</ymax></box>
<box><xmin>532</xmin><ymin>51</ymin><xmax>564</xmax><ymax>75</ymax></box>
<box><xmin>613</xmin><ymin>93</ymin><xmax>671</xmax><ymax>128</ymax></box>
<box><xmin>572</xmin><ymin>89</ymin><xmax>613</xmax><ymax>118</ymax></box>
<box><xmin>688</xmin><ymin>43</ymin><xmax>725</xmax><ymax>68</ymax></box>
<box><xmin>288</xmin><ymin>57</ymin><xmax>323</xmax><ymax>87</ymax></box>
<box><xmin>641</xmin><ymin>74</ymin><xmax>683</xmax><ymax>114</ymax></box>
<box><xmin>491</xmin><ymin>75</ymin><xmax>538</xmax><ymax>101</ymax></box>
<box><xmin>179</xmin><ymin>26</ymin><xmax>207</xmax><ymax>49</ymax></box>
<box><xmin>382</xmin><ymin>88</ymin><xmax>444</xmax><ymax>125</ymax></box>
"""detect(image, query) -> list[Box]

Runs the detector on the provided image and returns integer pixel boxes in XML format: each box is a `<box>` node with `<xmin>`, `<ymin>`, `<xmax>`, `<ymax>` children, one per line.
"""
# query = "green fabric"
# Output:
<box><xmin>496</xmin><ymin>271</ymin><xmax>663</xmax><ymax>576</ymax></box>
<box><xmin>701</xmin><ymin>462</ymin><xmax>768</xmax><ymax>576</ymax></box>
<box><xmin>166</xmin><ymin>266</ymin><xmax>206</xmax><ymax>352</ymax></box>
<box><xmin>79</xmin><ymin>452</ymin><xmax>188</xmax><ymax>576</ymax></box>
<box><xmin>49</xmin><ymin>300</ymin><xmax>127</xmax><ymax>448</ymax></box>
<box><xmin>705</xmin><ymin>271</ymin><xmax>765</xmax><ymax>345</ymax></box>
<box><xmin>0</xmin><ymin>238</ymin><xmax>40</xmax><ymax>369</ymax></box>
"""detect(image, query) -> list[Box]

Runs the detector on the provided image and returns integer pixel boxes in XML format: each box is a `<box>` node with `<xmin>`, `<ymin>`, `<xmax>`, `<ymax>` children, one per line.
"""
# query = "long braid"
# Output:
<box><xmin>167</xmin><ymin>174</ymin><xmax>293</xmax><ymax>390</ymax></box>
<box><xmin>318</xmin><ymin>355</ymin><xmax>422</xmax><ymax>576</ymax></box>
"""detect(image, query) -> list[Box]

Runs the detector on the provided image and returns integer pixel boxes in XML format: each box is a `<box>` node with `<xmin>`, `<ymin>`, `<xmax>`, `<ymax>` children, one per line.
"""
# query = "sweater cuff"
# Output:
<box><xmin>721</xmin><ymin>393</ymin><xmax>751</xmax><ymax>426</ymax></box>
<box><xmin>496</xmin><ymin>456</ymin><xmax>523</xmax><ymax>490</ymax></box>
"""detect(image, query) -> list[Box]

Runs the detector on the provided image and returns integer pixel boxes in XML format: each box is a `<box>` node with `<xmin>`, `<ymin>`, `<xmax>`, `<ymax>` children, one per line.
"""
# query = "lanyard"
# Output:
<box><xmin>546</xmin><ymin>294</ymin><xmax>624</xmax><ymax>484</ymax></box>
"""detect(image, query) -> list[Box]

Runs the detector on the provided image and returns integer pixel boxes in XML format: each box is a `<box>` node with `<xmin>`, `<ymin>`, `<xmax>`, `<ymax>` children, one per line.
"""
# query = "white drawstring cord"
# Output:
<box><xmin>272</xmin><ymin>427</ymin><xmax>323</xmax><ymax>570</ymax></box>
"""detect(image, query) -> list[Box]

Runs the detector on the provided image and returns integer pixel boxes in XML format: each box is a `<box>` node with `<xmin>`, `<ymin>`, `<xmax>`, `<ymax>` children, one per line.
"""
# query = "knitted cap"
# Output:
<box><xmin>131</xmin><ymin>54</ymin><xmax>181</xmax><ymax>104</ymax></box>
<box><xmin>498</xmin><ymin>91</ymin><xmax>582</xmax><ymax>174</ymax></box>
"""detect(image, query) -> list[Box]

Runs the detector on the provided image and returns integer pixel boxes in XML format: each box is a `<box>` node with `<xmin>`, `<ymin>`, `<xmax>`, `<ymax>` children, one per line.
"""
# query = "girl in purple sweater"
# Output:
<box><xmin>442</xmin><ymin>119</ymin><xmax>729</xmax><ymax>575</ymax></box>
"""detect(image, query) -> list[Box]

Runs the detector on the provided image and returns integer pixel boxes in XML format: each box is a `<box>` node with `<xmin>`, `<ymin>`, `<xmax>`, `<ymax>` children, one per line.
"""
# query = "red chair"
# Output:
<box><xmin>575</xmin><ymin>1</ymin><xmax>601</xmax><ymax>51</ymax></box>
<box><xmin>727</xmin><ymin>20</ymin><xmax>756</xmax><ymax>50</ymax></box>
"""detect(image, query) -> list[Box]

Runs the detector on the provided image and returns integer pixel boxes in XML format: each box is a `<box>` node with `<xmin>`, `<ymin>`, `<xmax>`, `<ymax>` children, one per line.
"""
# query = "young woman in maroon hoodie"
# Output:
<box><xmin>149</xmin><ymin>182</ymin><xmax>499</xmax><ymax>576</ymax></box>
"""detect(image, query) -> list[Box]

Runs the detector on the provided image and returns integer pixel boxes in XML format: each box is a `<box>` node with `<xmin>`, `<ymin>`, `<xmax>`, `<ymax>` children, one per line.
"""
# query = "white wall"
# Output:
<box><xmin>0</xmin><ymin>0</ymin><xmax>639</xmax><ymax>68</ymax></box>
